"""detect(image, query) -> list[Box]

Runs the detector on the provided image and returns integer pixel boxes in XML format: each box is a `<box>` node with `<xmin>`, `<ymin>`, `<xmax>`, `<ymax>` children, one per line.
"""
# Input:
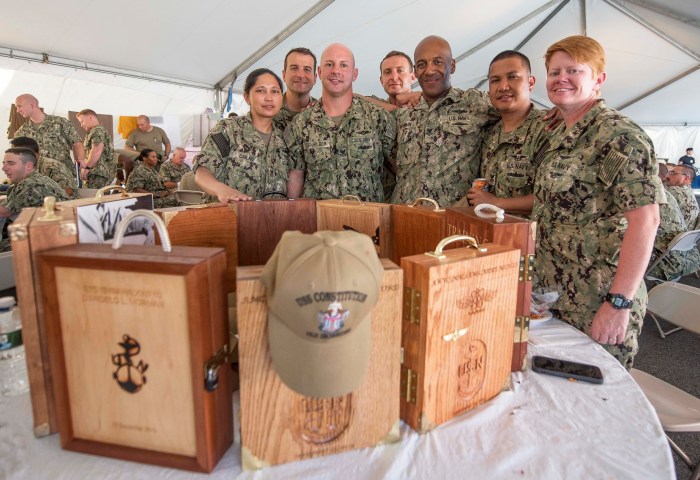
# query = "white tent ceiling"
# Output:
<box><xmin>0</xmin><ymin>0</ymin><xmax>698</xmax><ymax>155</ymax></box>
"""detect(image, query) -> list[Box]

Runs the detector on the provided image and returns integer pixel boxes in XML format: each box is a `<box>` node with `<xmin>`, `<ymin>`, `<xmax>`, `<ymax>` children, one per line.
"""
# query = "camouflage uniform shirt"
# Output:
<box><xmin>38</xmin><ymin>156</ymin><xmax>78</xmax><ymax>199</ymax></box>
<box><xmin>125</xmin><ymin>164</ymin><xmax>177</xmax><ymax>208</ymax></box>
<box><xmin>193</xmin><ymin>114</ymin><xmax>290</xmax><ymax>199</ymax></box>
<box><xmin>14</xmin><ymin>114</ymin><xmax>81</xmax><ymax>171</ymax></box>
<box><xmin>274</xmin><ymin>95</ymin><xmax>317</xmax><ymax>132</ymax></box>
<box><xmin>648</xmin><ymin>187</ymin><xmax>700</xmax><ymax>280</ymax></box>
<box><xmin>84</xmin><ymin>125</ymin><xmax>115</xmax><ymax>189</ymax></box>
<box><xmin>480</xmin><ymin>105</ymin><xmax>545</xmax><ymax>198</ymax></box>
<box><xmin>667</xmin><ymin>185</ymin><xmax>699</xmax><ymax>229</ymax></box>
<box><xmin>1</xmin><ymin>171</ymin><xmax>68</xmax><ymax>216</ymax></box>
<box><xmin>391</xmin><ymin>87</ymin><xmax>499</xmax><ymax>206</ymax></box>
<box><xmin>285</xmin><ymin>96</ymin><xmax>396</xmax><ymax>202</ymax></box>
<box><xmin>159</xmin><ymin>160</ymin><xmax>192</xmax><ymax>184</ymax></box>
<box><xmin>532</xmin><ymin>100</ymin><xmax>665</xmax><ymax>367</ymax></box>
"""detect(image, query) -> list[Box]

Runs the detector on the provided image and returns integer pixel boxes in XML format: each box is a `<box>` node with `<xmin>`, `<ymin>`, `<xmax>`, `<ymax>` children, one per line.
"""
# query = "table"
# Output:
<box><xmin>0</xmin><ymin>319</ymin><xmax>674</xmax><ymax>479</ymax></box>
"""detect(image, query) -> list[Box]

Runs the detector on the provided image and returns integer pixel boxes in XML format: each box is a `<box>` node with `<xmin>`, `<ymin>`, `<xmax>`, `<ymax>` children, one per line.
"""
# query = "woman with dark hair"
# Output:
<box><xmin>193</xmin><ymin>68</ymin><xmax>293</xmax><ymax>202</ymax></box>
<box><xmin>125</xmin><ymin>148</ymin><xmax>177</xmax><ymax>208</ymax></box>
<box><xmin>532</xmin><ymin>36</ymin><xmax>663</xmax><ymax>368</ymax></box>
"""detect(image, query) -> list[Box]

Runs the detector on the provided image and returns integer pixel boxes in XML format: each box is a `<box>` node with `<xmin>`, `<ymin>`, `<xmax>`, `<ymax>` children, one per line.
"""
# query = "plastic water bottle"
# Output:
<box><xmin>0</xmin><ymin>296</ymin><xmax>29</xmax><ymax>396</ymax></box>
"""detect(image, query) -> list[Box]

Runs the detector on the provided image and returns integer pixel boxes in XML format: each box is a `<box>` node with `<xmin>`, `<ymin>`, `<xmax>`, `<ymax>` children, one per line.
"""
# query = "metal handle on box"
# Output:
<box><xmin>260</xmin><ymin>191</ymin><xmax>288</xmax><ymax>199</ymax></box>
<box><xmin>340</xmin><ymin>195</ymin><xmax>363</xmax><ymax>204</ymax></box>
<box><xmin>37</xmin><ymin>196</ymin><xmax>61</xmax><ymax>222</ymax></box>
<box><xmin>95</xmin><ymin>185</ymin><xmax>128</xmax><ymax>199</ymax></box>
<box><xmin>427</xmin><ymin>235</ymin><xmax>486</xmax><ymax>258</ymax></box>
<box><xmin>411</xmin><ymin>197</ymin><xmax>443</xmax><ymax>212</ymax></box>
<box><xmin>112</xmin><ymin>210</ymin><xmax>172</xmax><ymax>252</ymax></box>
<box><xmin>474</xmin><ymin>203</ymin><xmax>505</xmax><ymax>222</ymax></box>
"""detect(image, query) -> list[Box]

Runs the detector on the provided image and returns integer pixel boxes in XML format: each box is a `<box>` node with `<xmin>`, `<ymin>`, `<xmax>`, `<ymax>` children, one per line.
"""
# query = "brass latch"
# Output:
<box><xmin>403</xmin><ymin>287</ymin><xmax>421</xmax><ymax>325</ymax></box>
<box><xmin>204</xmin><ymin>344</ymin><xmax>229</xmax><ymax>392</ymax></box>
<box><xmin>400</xmin><ymin>366</ymin><xmax>417</xmax><ymax>404</ymax></box>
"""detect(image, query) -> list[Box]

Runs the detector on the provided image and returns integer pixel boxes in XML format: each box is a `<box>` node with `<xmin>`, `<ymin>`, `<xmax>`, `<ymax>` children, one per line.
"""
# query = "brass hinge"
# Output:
<box><xmin>59</xmin><ymin>221</ymin><xmax>77</xmax><ymax>237</ymax></box>
<box><xmin>8</xmin><ymin>224</ymin><xmax>27</xmax><ymax>242</ymax></box>
<box><xmin>403</xmin><ymin>287</ymin><xmax>421</xmax><ymax>325</ymax></box>
<box><xmin>400</xmin><ymin>366</ymin><xmax>417</xmax><ymax>404</ymax></box>
<box><xmin>400</xmin><ymin>347</ymin><xmax>404</xmax><ymax>364</ymax></box>
<box><xmin>203</xmin><ymin>344</ymin><xmax>229</xmax><ymax>392</ymax></box>
<box><xmin>519</xmin><ymin>254</ymin><xmax>535</xmax><ymax>282</ymax></box>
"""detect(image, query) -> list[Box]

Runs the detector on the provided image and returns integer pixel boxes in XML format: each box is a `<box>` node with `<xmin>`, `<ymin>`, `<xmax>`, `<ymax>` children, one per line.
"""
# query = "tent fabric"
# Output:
<box><xmin>0</xmin><ymin>0</ymin><xmax>698</xmax><ymax>162</ymax></box>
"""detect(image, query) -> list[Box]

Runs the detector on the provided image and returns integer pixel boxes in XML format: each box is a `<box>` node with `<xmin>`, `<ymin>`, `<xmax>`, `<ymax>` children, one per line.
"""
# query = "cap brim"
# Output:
<box><xmin>268</xmin><ymin>309</ymin><xmax>372</xmax><ymax>398</ymax></box>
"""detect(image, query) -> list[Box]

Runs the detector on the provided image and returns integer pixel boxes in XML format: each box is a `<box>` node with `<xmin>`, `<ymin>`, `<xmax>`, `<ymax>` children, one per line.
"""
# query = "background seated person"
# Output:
<box><xmin>193</xmin><ymin>68</ymin><xmax>291</xmax><ymax>203</ymax></box>
<box><xmin>159</xmin><ymin>147</ymin><xmax>191</xmax><ymax>188</ymax></box>
<box><xmin>125</xmin><ymin>149</ymin><xmax>177</xmax><ymax>208</ymax></box>
<box><xmin>10</xmin><ymin>136</ymin><xmax>78</xmax><ymax>199</ymax></box>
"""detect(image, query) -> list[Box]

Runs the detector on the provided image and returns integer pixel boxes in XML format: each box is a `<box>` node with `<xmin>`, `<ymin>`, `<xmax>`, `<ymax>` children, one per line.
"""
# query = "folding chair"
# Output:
<box><xmin>645</xmin><ymin>230</ymin><xmax>700</xmax><ymax>284</ymax></box>
<box><xmin>640</xmin><ymin>284</ymin><xmax>700</xmax><ymax>339</ymax></box>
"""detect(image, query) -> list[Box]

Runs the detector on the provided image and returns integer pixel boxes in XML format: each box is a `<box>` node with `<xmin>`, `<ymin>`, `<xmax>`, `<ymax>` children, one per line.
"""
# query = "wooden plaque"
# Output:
<box><xmin>155</xmin><ymin>203</ymin><xmax>238</xmax><ymax>293</ymax></box>
<box><xmin>231</xmin><ymin>199</ymin><xmax>317</xmax><ymax>266</ymax></box>
<box><xmin>316</xmin><ymin>198</ymin><xmax>392</xmax><ymax>258</ymax></box>
<box><xmin>237</xmin><ymin>259</ymin><xmax>402</xmax><ymax>469</ymax></box>
<box><xmin>400</xmin><ymin>243</ymin><xmax>520</xmax><ymax>432</ymax></box>
<box><xmin>390</xmin><ymin>202</ymin><xmax>447</xmax><ymax>265</ymax></box>
<box><xmin>8</xmin><ymin>205</ymin><xmax>79</xmax><ymax>436</ymax></box>
<box><xmin>39</xmin><ymin>244</ymin><xmax>232</xmax><ymax>472</ymax></box>
<box><xmin>445</xmin><ymin>207</ymin><xmax>536</xmax><ymax>371</ymax></box>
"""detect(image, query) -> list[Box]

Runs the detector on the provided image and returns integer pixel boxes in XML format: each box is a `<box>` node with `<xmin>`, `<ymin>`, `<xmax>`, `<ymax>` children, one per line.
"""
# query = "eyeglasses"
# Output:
<box><xmin>667</xmin><ymin>171</ymin><xmax>688</xmax><ymax>176</ymax></box>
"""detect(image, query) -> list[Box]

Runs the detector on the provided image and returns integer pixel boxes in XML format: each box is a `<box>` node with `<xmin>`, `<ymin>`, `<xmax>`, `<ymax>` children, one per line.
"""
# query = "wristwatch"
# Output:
<box><xmin>605</xmin><ymin>292</ymin><xmax>633</xmax><ymax>309</ymax></box>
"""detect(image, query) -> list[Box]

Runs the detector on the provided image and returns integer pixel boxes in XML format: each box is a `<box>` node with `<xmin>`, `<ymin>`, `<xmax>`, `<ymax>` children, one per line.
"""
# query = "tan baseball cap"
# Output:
<box><xmin>261</xmin><ymin>230</ymin><xmax>383</xmax><ymax>398</ymax></box>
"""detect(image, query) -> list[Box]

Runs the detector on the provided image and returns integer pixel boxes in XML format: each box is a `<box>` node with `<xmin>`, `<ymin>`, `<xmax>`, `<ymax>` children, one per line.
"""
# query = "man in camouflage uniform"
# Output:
<box><xmin>126</xmin><ymin>149</ymin><xmax>177</xmax><ymax>208</ymax></box>
<box><xmin>665</xmin><ymin>164</ymin><xmax>699</xmax><ymax>228</ymax></box>
<box><xmin>159</xmin><ymin>147</ymin><xmax>191</xmax><ymax>188</ymax></box>
<box><xmin>275</xmin><ymin>48</ymin><xmax>318</xmax><ymax>132</ymax></box>
<box><xmin>14</xmin><ymin>94</ymin><xmax>85</xmax><ymax>172</ymax></box>
<box><xmin>647</xmin><ymin>178</ymin><xmax>700</xmax><ymax>281</ymax></box>
<box><xmin>77</xmin><ymin>109</ymin><xmax>116</xmax><ymax>188</ymax></box>
<box><xmin>391</xmin><ymin>36</ymin><xmax>499</xmax><ymax>207</ymax></box>
<box><xmin>1</xmin><ymin>148</ymin><xmax>68</xmax><ymax>252</ymax></box>
<box><xmin>10</xmin><ymin>137</ymin><xmax>78</xmax><ymax>199</ymax></box>
<box><xmin>466</xmin><ymin>51</ymin><xmax>545</xmax><ymax>213</ymax></box>
<box><xmin>285</xmin><ymin>43</ymin><xmax>397</xmax><ymax>202</ymax></box>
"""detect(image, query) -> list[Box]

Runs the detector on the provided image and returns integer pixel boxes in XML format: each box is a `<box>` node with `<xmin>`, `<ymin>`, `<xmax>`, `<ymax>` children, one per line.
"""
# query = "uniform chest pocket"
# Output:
<box><xmin>545</xmin><ymin>156</ymin><xmax>581</xmax><ymax>193</ymax></box>
<box><xmin>440</xmin><ymin>121</ymin><xmax>476</xmax><ymax>137</ymax></box>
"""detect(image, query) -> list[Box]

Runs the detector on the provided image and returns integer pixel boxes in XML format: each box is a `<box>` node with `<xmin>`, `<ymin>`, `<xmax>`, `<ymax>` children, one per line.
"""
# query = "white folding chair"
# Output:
<box><xmin>631</xmin><ymin>283</ymin><xmax>700</xmax><ymax>479</ymax></box>
<box><xmin>647</xmin><ymin>277</ymin><xmax>700</xmax><ymax>339</ymax></box>
<box><xmin>645</xmin><ymin>230</ymin><xmax>700</xmax><ymax>284</ymax></box>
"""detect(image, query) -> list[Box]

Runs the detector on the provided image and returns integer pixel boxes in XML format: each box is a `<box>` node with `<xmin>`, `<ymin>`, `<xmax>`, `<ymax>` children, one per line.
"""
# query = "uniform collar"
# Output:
<box><xmin>551</xmin><ymin>99</ymin><xmax>607</xmax><ymax>149</ymax></box>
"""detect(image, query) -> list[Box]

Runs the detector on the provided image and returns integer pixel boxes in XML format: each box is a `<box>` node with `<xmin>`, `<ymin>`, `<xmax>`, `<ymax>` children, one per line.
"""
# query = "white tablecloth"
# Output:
<box><xmin>0</xmin><ymin>319</ymin><xmax>674</xmax><ymax>479</ymax></box>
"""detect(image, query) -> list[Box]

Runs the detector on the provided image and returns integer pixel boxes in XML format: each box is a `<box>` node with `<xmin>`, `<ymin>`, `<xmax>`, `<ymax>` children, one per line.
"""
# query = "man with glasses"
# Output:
<box><xmin>666</xmin><ymin>165</ymin><xmax>699</xmax><ymax>228</ymax></box>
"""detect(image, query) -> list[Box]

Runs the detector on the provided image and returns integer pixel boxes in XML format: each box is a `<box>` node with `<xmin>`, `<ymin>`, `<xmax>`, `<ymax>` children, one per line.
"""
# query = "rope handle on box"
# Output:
<box><xmin>340</xmin><ymin>195</ymin><xmax>363</xmax><ymax>205</ymax></box>
<box><xmin>410</xmin><ymin>197</ymin><xmax>443</xmax><ymax>212</ymax></box>
<box><xmin>426</xmin><ymin>235</ymin><xmax>486</xmax><ymax>258</ymax></box>
<box><xmin>112</xmin><ymin>210</ymin><xmax>172</xmax><ymax>252</ymax></box>
<box><xmin>474</xmin><ymin>203</ymin><xmax>505</xmax><ymax>222</ymax></box>
<box><xmin>95</xmin><ymin>185</ymin><xmax>129</xmax><ymax>199</ymax></box>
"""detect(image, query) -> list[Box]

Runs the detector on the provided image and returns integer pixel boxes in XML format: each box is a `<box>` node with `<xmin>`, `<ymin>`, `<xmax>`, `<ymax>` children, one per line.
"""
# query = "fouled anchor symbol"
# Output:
<box><xmin>111</xmin><ymin>334</ymin><xmax>149</xmax><ymax>393</ymax></box>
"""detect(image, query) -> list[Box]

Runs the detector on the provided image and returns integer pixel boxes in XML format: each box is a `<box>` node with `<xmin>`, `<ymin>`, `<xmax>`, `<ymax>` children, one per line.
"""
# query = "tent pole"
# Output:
<box><xmin>214</xmin><ymin>0</ymin><xmax>334</xmax><ymax>90</ymax></box>
<box><xmin>471</xmin><ymin>0</ymin><xmax>571</xmax><ymax>89</ymax></box>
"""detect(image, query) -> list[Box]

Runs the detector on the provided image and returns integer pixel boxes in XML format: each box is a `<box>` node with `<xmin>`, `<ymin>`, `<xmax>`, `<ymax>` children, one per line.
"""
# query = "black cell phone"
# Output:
<box><xmin>531</xmin><ymin>355</ymin><xmax>604</xmax><ymax>384</ymax></box>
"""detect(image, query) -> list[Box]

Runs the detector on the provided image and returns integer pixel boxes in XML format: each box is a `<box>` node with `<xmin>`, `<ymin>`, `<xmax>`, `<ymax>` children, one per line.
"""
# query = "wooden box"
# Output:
<box><xmin>316</xmin><ymin>197</ymin><xmax>392</xmax><ymax>258</ymax></box>
<box><xmin>400</xmin><ymin>237</ymin><xmax>520</xmax><ymax>432</ymax></box>
<box><xmin>231</xmin><ymin>198</ymin><xmax>317</xmax><ymax>266</ymax></box>
<box><xmin>445</xmin><ymin>206</ymin><xmax>536</xmax><ymax>371</ymax></box>
<box><xmin>8</xmin><ymin>203</ymin><xmax>78</xmax><ymax>437</ymax></box>
<box><xmin>236</xmin><ymin>259</ymin><xmax>402</xmax><ymax>469</ymax></box>
<box><xmin>38</xmin><ymin>243</ymin><xmax>233</xmax><ymax>472</ymax></box>
<box><xmin>390</xmin><ymin>198</ymin><xmax>447</xmax><ymax>266</ymax></box>
<box><xmin>155</xmin><ymin>203</ymin><xmax>238</xmax><ymax>293</ymax></box>
<box><xmin>58</xmin><ymin>188</ymin><xmax>154</xmax><ymax>244</ymax></box>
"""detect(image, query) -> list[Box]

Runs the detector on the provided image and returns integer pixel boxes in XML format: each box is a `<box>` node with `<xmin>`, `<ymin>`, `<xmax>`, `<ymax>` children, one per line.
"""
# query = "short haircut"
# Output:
<box><xmin>138</xmin><ymin>115</ymin><xmax>150</xmax><ymax>123</ymax></box>
<box><xmin>244</xmin><ymin>68</ymin><xmax>283</xmax><ymax>95</ymax></box>
<box><xmin>284</xmin><ymin>47</ymin><xmax>317</xmax><ymax>71</ymax></box>
<box><xmin>228</xmin><ymin>112</ymin><xmax>238</xmax><ymax>118</ymax></box>
<box><xmin>5</xmin><ymin>147</ymin><xmax>37</xmax><ymax>166</ymax></box>
<box><xmin>687</xmin><ymin>147</ymin><xmax>694</xmax><ymax>152</ymax></box>
<box><xmin>10</xmin><ymin>136</ymin><xmax>40</xmax><ymax>153</ymax></box>
<box><xmin>545</xmin><ymin>35</ymin><xmax>606</xmax><ymax>78</ymax></box>
<box><xmin>77</xmin><ymin>108</ymin><xmax>97</xmax><ymax>117</ymax></box>
<box><xmin>676</xmin><ymin>164</ymin><xmax>696</xmax><ymax>182</ymax></box>
<box><xmin>489</xmin><ymin>50</ymin><xmax>532</xmax><ymax>75</ymax></box>
<box><xmin>658</xmin><ymin>162</ymin><xmax>668</xmax><ymax>177</ymax></box>
<box><xmin>380</xmin><ymin>51</ymin><xmax>413</xmax><ymax>72</ymax></box>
